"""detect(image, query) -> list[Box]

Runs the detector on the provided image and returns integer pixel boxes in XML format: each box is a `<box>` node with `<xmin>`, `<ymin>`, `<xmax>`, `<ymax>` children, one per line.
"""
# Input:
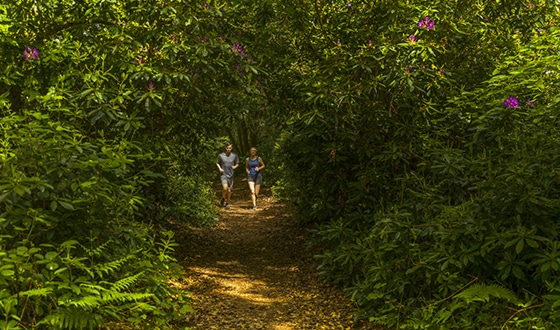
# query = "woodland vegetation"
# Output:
<box><xmin>2</xmin><ymin>0</ymin><xmax>560</xmax><ymax>329</ymax></box>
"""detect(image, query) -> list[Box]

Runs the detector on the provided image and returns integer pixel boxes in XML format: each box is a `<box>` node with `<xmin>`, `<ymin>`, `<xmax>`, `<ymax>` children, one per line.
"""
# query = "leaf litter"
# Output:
<box><xmin>172</xmin><ymin>185</ymin><xmax>377</xmax><ymax>330</ymax></box>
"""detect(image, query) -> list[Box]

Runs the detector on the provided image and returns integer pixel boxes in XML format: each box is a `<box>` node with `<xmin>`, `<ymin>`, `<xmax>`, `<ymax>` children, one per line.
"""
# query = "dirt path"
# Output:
<box><xmin>174</xmin><ymin>183</ymin><xmax>374</xmax><ymax>330</ymax></box>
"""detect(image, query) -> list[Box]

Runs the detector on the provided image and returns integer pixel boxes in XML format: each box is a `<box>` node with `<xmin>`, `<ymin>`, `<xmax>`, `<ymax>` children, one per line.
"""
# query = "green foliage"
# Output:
<box><xmin>0</xmin><ymin>227</ymin><xmax>190</xmax><ymax>329</ymax></box>
<box><xmin>261</xmin><ymin>0</ymin><xmax>560</xmax><ymax>328</ymax></box>
<box><xmin>0</xmin><ymin>0</ymin><xmax>259</xmax><ymax>328</ymax></box>
<box><xmin>454</xmin><ymin>283</ymin><xmax>519</xmax><ymax>304</ymax></box>
<box><xmin>5</xmin><ymin>0</ymin><xmax>560</xmax><ymax>328</ymax></box>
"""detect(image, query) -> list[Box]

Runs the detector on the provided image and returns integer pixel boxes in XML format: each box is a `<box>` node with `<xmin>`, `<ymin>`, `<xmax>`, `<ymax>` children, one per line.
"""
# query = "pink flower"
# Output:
<box><xmin>502</xmin><ymin>96</ymin><xmax>519</xmax><ymax>108</ymax></box>
<box><xmin>417</xmin><ymin>17</ymin><xmax>435</xmax><ymax>30</ymax></box>
<box><xmin>23</xmin><ymin>46</ymin><xmax>39</xmax><ymax>60</ymax></box>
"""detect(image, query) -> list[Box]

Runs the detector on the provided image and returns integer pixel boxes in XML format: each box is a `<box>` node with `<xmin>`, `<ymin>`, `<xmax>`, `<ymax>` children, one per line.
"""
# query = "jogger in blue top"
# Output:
<box><xmin>245</xmin><ymin>147</ymin><xmax>265</xmax><ymax>210</ymax></box>
<box><xmin>216</xmin><ymin>142</ymin><xmax>239</xmax><ymax>209</ymax></box>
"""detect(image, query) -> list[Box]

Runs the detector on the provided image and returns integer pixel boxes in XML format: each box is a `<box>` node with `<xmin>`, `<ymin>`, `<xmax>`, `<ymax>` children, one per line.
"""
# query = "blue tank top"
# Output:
<box><xmin>248</xmin><ymin>157</ymin><xmax>260</xmax><ymax>176</ymax></box>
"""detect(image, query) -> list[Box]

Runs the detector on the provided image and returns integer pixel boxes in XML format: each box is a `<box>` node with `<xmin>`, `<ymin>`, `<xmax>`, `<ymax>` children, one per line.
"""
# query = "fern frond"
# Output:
<box><xmin>38</xmin><ymin>307</ymin><xmax>103</xmax><ymax>330</ymax></box>
<box><xmin>100</xmin><ymin>291</ymin><xmax>154</xmax><ymax>304</ymax></box>
<box><xmin>107</xmin><ymin>272</ymin><xmax>144</xmax><ymax>292</ymax></box>
<box><xmin>91</xmin><ymin>254</ymin><xmax>135</xmax><ymax>277</ymax></box>
<box><xmin>454</xmin><ymin>283</ymin><xmax>520</xmax><ymax>304</ymax></box>
<box><xmin>79</xmin><ymin>283</ymin><xmax>105</xmax><ymax>296</ymax></box>
<box><xmin>80</xmin><ymin>239</ymin><xmax>112</xmax><ymax>258</ymax></box>
<box><xmin>19</xmin><ymin>287</ymin><xmax>52</xmax><ymax>297</ymax></box>
<box><xmin>61</xmin><ymin>296</ymin><xmax>101</xmax><ymax>308</ymax></box>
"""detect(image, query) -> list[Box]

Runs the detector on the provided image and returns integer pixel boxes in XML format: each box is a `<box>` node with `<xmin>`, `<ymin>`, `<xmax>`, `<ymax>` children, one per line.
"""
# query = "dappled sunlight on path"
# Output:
<box><xmin>174</xmin><ymin>182</ymin><xmax>375</xmax><ymax>329</ymax></box>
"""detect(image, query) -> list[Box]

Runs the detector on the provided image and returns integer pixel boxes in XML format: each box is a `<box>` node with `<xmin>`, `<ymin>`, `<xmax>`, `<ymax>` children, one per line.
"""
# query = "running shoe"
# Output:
<box><xmin>226</xmin><ymin>204</ymin><xmax>230</xmax><ymax>210</ymax></box>
<box><xmin>252</xmin><ymin>205</ymin><xmax>257</xmax><ymax>210</ymax></box>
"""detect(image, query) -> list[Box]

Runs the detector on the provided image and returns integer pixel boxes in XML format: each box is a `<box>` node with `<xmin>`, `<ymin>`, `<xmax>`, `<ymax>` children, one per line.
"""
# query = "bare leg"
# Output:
<box><xmin>248</xmin><ymin>181</ymin><xmax>256</xmax><ymax>207</ymax></box>
<box><xmin>254</xmin><ymin>184</ymin><xmax>261</xmax><ymax>203</ymax></box>
<box><xmin>222</xmin><ymin>184</ymin><xmax>228</xmax><ymax>200</ymax></box>
<box><xmin>226</xmin><ymin>187</ymin><xmax>232</xmax><ymax>205</ymax></box>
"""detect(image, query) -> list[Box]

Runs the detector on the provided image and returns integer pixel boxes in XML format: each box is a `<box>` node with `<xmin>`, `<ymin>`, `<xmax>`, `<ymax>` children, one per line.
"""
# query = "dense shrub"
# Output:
<box><xmin>272</xmin><ymin>1</ymin><xmax>560</xmax><ymax>328</ymax></box>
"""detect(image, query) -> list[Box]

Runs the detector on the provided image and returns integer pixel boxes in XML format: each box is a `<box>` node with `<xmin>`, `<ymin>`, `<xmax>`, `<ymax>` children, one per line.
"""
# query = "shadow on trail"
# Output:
<box><xmin>173</xmin><ymin>183</ymin><xmax>375</xmax><ymax>330</ymax></box>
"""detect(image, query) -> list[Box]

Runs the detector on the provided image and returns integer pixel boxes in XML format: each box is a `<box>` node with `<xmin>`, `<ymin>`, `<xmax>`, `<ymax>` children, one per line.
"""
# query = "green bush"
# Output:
<box><xmin>273</xmin><ymin>1</ymin><xmax>560</xmax><ymax>328</ymax></box>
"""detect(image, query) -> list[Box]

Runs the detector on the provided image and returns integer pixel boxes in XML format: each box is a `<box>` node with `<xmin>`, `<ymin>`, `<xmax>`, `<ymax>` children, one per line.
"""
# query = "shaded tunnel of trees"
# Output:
<box><xmin>2</xmin><ymin>0</ymin><xmax>560</xmax><ymax>329</ymax></box>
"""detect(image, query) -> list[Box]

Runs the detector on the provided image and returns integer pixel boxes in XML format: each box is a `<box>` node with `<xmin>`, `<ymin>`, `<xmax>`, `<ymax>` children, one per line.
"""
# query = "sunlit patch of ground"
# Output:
<box><xmin>172</xmin><ymin>184</ymin><xmax>378</xmax><ymax>330</ymax></box>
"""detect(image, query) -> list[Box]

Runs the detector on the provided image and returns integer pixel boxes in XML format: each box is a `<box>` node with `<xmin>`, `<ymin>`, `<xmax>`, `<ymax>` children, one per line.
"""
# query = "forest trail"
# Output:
<box><xmin>174</xmin><ymin>182</ymin><xmax>375</xmax><ymax>330</ymax></box>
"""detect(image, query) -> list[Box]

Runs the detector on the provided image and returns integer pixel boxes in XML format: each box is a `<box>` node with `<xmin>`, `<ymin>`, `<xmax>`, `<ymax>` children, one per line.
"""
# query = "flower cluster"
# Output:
<box><xmin>232</xmin><ymin>42</ymin><xmax>245</xmax><ymax>56</ymax></box>
<box><xmin>232</xmin><ymin>41</ymin><xmax>252</xmax><ymax>61</ymax></box>
<box><xmin>502</xmin><ymin>96</ymin><xmax>519</xmax><ymax>108</ymax></box>
<box><xmin>408</xmin><ymin>35</ymin><xmax>418</xmax><ymax>44</ymax></box>
<box><xmin>418</xmin><ymin>16</ymin><xmax>435</xmax><ymax>29</ymax></box>
<box><xmin>23</xmin><ymin>46</ymin><xmax>39</xmax><ymax>60</ymax></box>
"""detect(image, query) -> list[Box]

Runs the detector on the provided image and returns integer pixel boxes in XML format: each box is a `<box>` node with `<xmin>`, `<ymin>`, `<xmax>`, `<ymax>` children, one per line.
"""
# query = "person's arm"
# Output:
<box><xmin>245</xmin><ymin>158</ymin><xmax>250</xmax><ymax>174</ymax></box>
<box><xmin>257</xmin><ymin>157</ymin><xmax>265</xmax><ymax>171</ymax></box>
<box><xmin>216</xmin><ymin>157</ymin><xmax>224</xmax><ymax>173</ymax></box>
<box><xmin>232</xmin><ymin>154</ymin><xmax>240</xmax><ymax>170</ymax></box>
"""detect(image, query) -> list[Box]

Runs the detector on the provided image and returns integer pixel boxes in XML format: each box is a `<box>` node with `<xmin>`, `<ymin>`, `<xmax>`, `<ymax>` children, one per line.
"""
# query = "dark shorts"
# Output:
<box><xmin>247</xmin><ymin>173</ymin><xmax>262</xmax><ymax>185</ymax></box>
<box><xmin>221</xmin><ymin>175</ymin><xmax>234</xmax><ymax>189</ymax></box>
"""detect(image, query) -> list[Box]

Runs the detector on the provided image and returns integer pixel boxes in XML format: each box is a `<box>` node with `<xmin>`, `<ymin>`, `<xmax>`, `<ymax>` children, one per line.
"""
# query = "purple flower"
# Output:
<box><xmin>23</xmin><ymin>46</ymin><xmax>39</xmax><ymax>60</ymax></box>
<box><xmin>417</xmin><ymin>16</ymin><xmax>435</xmax><ymax>30</ymax></box>
<box><xmin>337</xmin><ymin>40</ymin><xmax>342</xmax><ymax>46</ymax></box>
<box><xmin>426</xmin><ymin>20</ymin><xmax>435</xmax><ymax>29</ymax></box>
<box><xmin>367</xmin><ymin>40</ymin><xmax>373</xmax><ymax>46</ymax></box>
<box><xmin>502</xmin><ymin>96</ymin><xmax>519</xmax><ymax>108</ymax></box>
<box><xmin>232</xmin><ymin>42</ymin><xmax>245</xmax><ymax>55</ymax></box>
<box><xmin>439</xmin><ymin>69</ymin><xmax>445</xmax><ymax>75</ymax></box>
<box><xmin>405</xmin><ymin>67</ymin><xmax>413</xmax><ymax>73</ymax></box>
<box><xmin>347</xmin><ymin>3</ymin><xmax>352</xmax><ymax>7</ymax></box>
<box><xmin>408</xmin><ymin>35</ymin><xmax>418</xmax><ymax>43</ymax></box>
<box><xmin>202</xmin><ymin>3</ymin><xmax>210</xmax><ymax>10</ymax></box>
<box><xmin>171</xmin><ymin>34</ymin><xmax>178</xmax><ymax>41</ymax></box>
<box><xmin>232</xmin><ymin>41</ymin><xmax>252</xmax><ymax>61</ymax></box>
<box><xmin>526</xmin><ymin>99</ymin><xmax>535</xmax><ymax>107</ymax></box>
<box><xmin>147</xmin><ymin>81</ymin><xmax>156</xmax><ymax>90</ymax></box>
<box><xmin>545</xmin><ymin>70</ymin><xmax>552</xmax><ymax>75</ymax></box>
<box><xmin>134</xmin><ymin>56</ymin><xmax>145</xmax><ymax>65</ymax></box>
<box><xmin>199</xmin><ymin>36</ymin><xmax>209</xmax><ymax>43</ymax></box>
